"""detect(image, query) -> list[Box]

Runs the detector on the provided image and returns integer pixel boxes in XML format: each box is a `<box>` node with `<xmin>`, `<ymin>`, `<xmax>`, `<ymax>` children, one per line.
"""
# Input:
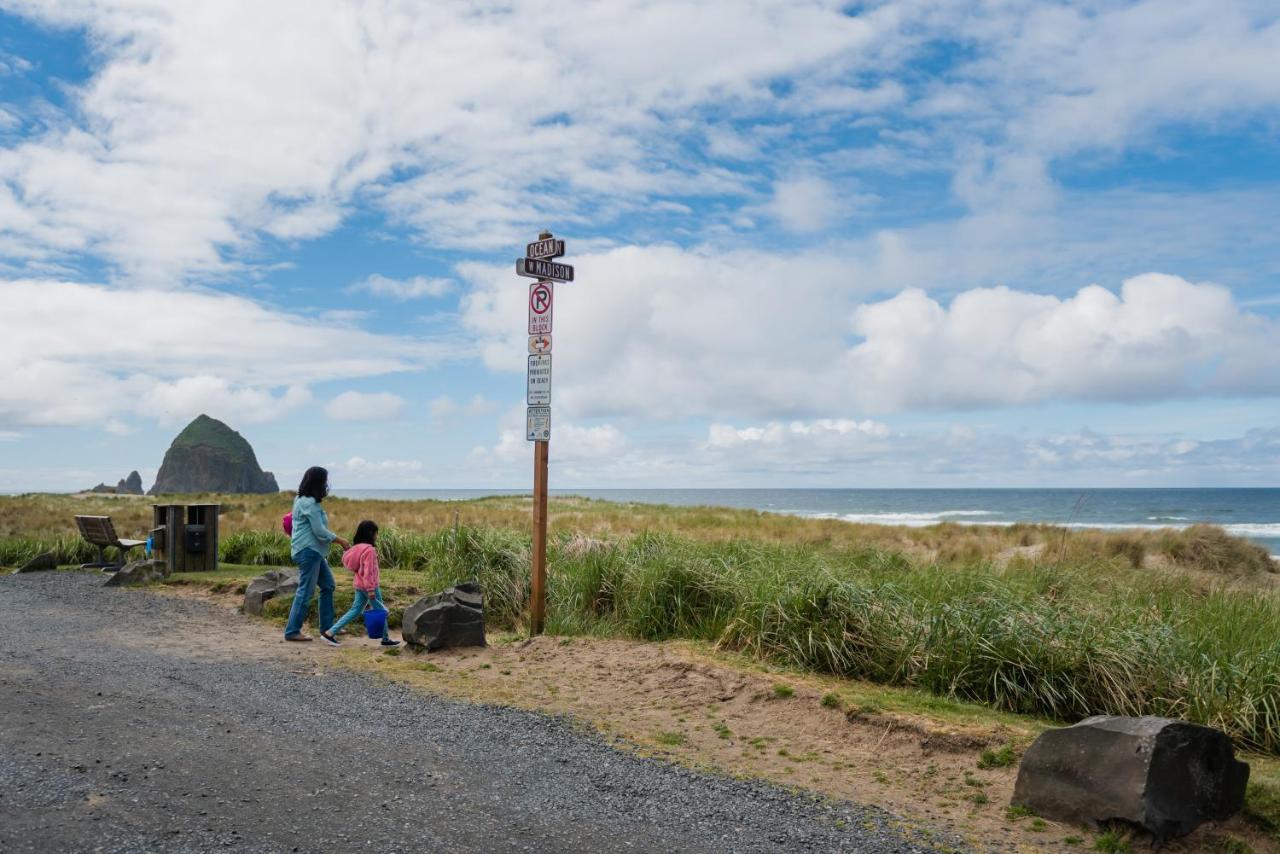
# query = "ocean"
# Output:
<box><xmin>335</xmin><ymin>488</ymin><xmax>1280</xmax><ymax>557</ymax></box>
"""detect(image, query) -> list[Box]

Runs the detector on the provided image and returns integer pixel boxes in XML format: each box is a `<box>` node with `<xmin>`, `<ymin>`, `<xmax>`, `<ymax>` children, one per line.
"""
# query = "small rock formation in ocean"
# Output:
<box><xmin>116</xmin><ymin>471</ymin><xmax>144</xmax><ymax>495</ymax></box>
<box><xmin>149</xmin><ymin>414</ymin><xmax>280</xmax><ymax>495</ymax></box>
<box><xmin>85</xmin><ymin>470</ymin><xmax>145</xmax><ymax>494</ymax></box>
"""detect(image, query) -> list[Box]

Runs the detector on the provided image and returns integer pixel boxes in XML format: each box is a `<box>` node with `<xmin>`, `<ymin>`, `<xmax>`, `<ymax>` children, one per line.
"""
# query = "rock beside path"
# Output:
<box><xmin>402</xmin><ymin>582</ymin><xmax>485</xmax><ymax>650</ymax></box>
<box><xmin>16</xmin><ymin>552</ymin><xmax>57</xmax><ymax>573</ymax></box>
<box><xmin>1012</xmin><ymin>715</ymin><xmax>1249</xmax><ymax>839</ymax></box>
<box><xmin>243</xmin><ymin>569</ymin><xmax>299</xmax><ymax>616</ymax></box>
<box><xmin>104</xmin><ymin>559</ymin><xmax>170</xmax><ymax>587</ymax></box>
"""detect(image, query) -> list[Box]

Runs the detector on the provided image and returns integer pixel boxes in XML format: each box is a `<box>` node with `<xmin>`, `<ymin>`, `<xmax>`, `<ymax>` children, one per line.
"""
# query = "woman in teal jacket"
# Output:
<box><xmin>284</xmin><ymin>466</ymin><xmax>350</xmax><ymax>642</ymax></box>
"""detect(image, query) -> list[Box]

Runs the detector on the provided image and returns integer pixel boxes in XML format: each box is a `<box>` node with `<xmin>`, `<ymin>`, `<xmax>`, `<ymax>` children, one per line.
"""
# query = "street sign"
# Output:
<box><xmin>527</xmin><ymin>237</ymin><xmax>565</xmax><ymax>259</ymax></box>
<box><xmin>527</xmin><ymin>353</ymin><xmax>551</xmax><ymax>405</ymax></box>
<box><xmin>517</xmin><ymin>257</ymin><xmax>574</xmax><ymax>282</ymax></box>
<box><xmin>528</xmin><ymin>281</ymin><xmax>553</xmax><ymax>334</ymax></box>
<box><xmin>526</xmin><ymin>405</ymin><xmax>551</xmax><ymax>442</ymax></box>
<box><xmin>528</xmin><ymin>334</ymin><xmax>552</xmax><ymax>354</ymax></box>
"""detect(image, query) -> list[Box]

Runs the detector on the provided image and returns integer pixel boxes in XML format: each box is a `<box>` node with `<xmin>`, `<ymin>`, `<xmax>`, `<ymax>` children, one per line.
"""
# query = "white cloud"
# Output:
<box><xmin>0</xmin><ymin>430</ymin><xmax>21</xmax><ymax>441</ymax></box>
<box><xmin>323</xmin><ymin>391</ymin><xmax>406</xmax><ymax>422</ymax></box>
<box><xmin>765</xmin><ymin>175</ymin><xmax>843</xmax><ymax>233</ymax></box>
<box><xmin>339</xmin><ymin>456</ymin><xmax>423</xmax><ymax>475</ymax></box>
<box><xmin>845</xmin><ymin>273</ymin><xmax>1280</xmax><ymax>411</ymax></box>
<box><xmin>347</xmin><ymin>274</ymin><xmax>453</xmax><ymax>300</ymax></box>
<box><xmin>462</xmin><ymin>243</ymin><xmax>1280</xmax><ymax>420</ymax></box>
<box><xmin>0</xmin><ymin>278</ymin><xmax>452</xmax><ymax>430</ymax></box>
<box><xmin>428</xmin><ymin>394</ymin><xmax>497</xmax><ymax>421</ymax></box>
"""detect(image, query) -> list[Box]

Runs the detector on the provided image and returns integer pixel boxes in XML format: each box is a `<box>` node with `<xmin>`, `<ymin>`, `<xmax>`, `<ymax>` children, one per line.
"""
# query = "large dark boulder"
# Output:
<box><xmin>243</xmin><ymin>569</ymin><xmax>300</xmax><ymax>616</ymax></box>
<box><xmin>149</xmin><ymin>415</ymin><xmax>279</xmax><ymax>495</ymax></box>
<box><xmin>104</xmin><ymin>559</ymin><xmax>170</xmax><ymax>587</ymax></box>
<box><xmin>16</xmin><ymin>552</ymin><xmax>57</xmax><ymax>573</ymax></box>
<box><xmin>1012</xmin><ymin>715</ymin><xmax>1249</xmax><ymax>839</ymax></box>
<box><xmin>402</xmin><ymin>582</ymin><xmax>485</xmax><ymax>651</ymax></box>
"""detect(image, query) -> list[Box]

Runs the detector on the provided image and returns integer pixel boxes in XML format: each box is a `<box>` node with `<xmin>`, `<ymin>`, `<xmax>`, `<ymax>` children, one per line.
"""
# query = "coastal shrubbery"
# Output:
<box><xmin>5</xmin><ymin>494</ymin><xmax>1279</xmax><ymax>750</ymax></box>
<box><xmin>215</xmin><ymin>523</ymin><xmax>1280</xmax><ymax>750</ymax></box>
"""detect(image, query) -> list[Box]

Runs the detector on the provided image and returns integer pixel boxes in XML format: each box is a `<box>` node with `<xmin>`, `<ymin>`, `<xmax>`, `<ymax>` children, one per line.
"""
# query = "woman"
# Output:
<box><xmin>284</xmin><ymin>466</ymin><xmax>350</xmax><ymax>643</ymax></box>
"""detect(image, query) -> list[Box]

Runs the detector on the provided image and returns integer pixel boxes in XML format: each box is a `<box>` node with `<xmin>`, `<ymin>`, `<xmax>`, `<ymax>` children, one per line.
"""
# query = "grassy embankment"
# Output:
<box><xmin>3</xmin><ymin>491</ymin><xmax>1279</xmax><ymax>755</ymax></box>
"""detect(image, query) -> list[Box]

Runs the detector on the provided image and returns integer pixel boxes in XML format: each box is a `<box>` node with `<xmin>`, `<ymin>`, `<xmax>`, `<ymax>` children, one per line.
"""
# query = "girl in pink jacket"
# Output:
<box><xmin>322</xmin><ymin>520</ymin><xmax>400</xmax><ymax>647</ymax></box>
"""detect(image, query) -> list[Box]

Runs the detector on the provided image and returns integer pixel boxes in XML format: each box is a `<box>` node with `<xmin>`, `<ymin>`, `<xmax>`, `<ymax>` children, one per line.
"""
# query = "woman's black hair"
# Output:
<box><xmin>297</xmin><ymin>466</ymin><xmax>330</xmax><ymax>502</ymax></box>
<box><xmin>353</xmin><ymin>520</ymin><xmax>379</xmax><ymax>546</ymax></box>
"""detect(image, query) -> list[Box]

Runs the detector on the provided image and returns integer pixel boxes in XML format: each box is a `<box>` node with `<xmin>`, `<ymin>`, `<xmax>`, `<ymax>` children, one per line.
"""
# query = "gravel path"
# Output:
<box><xmin>0</xmin><ymin>571</ymin><xmax>949</xmax><ymax>853</ymax></box>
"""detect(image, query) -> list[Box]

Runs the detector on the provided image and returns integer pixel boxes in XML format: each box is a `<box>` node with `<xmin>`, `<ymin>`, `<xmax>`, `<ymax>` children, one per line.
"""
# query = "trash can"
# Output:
<box><xmin>185</xmin><ymin>524</ymin><xmax>206</xmax><ymax>554</ymax></box>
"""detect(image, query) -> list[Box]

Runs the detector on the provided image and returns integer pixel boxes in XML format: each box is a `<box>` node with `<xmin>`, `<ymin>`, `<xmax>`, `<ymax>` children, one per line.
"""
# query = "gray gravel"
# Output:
<box><xmin>0</xmin><ymin>571</ymin><xmax>952</xmax><ymax>853</ymax></box>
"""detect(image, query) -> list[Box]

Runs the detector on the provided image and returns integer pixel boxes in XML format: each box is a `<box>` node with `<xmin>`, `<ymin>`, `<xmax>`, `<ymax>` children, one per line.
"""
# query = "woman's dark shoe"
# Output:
<box><xmin>320</xmin><ymin>631</ymin><xmax>340</xmax><ymax>647</ymax></box>
<box><xmin>285</xmin><ymin>633</ymin><xmax>313</xmax><ymax>642</ymax></box>
<box><xmin>380</xmin><ymin>638</ymin><xmax>401</xmax><ymax>647</ymax></box>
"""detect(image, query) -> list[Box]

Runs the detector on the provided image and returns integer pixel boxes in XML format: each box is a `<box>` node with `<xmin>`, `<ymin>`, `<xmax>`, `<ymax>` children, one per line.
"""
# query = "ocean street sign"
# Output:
<box><xmin>528</xmin><ymin>334</ymin><xmax>552</xmax><ymax>354</ymax></box>
<box><xmin>517</xmin><ymin>257</ymin><xmax>574</xmax><ymax>282</ymax></box>
<box><xmin>527</xmin><ymin>353</ymin><xmax>552</xmax><ymax>405</ymax></box>
<box><xmin>526</xmin><ymin>405</ymin><xmax>551</xmax><ymax>441</ymax></box>
<box><xmin>528</xmin><ymin>281</ymin><xmax>553</xmax><ymax>334</ymax></box>
<box><xmin>527</xmin><ymin>237</ymin><xmax>565</xmax><ymax>259</ymax></box>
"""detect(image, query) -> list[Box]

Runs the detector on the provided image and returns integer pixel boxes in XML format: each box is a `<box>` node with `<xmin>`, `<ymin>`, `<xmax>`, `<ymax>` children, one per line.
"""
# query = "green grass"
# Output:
<box><xmin>655</xmin><ymin>731</ymin><xmax>686</xmax><ymax>747</ymax></box>
<box><xmin>1094</xmin><ymin>829</ymin><xmax>1131</xmax><ymax>853</ymax></box>
<box><xmin>820</xmin><ymin>691</ymin><xmax>841</xmax><ymax>709</ymax></box>
<box><xmin>978</xmin><ymin>744</ymin><xmax>1019</xmax><ymax>769</ymax></box>
<box><xmin>773</xmin><ymin>684</ymin><xmax>795</xmax><ymax>699</ymax></box>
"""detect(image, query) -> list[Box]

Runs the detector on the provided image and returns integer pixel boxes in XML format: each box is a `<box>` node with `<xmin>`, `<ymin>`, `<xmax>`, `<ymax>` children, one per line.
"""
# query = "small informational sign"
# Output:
<box><xmin>528</xmin><ymin>334</ymin><xmax>552</xmax><ymax>354</ymax></box>
<box><xmin>527</xmin><ymin>353</ymin><xmax>552</xmax><ymax>405</ymax></box>
<box><xmin>526</xmin><ymin>405</ymin><xmax>551</xmax><ymax>442</ymax></box>
<box><xmin>528</xmin><ymin>281</ymin><xmax>553</xmax><ymax>334</ymax></box>
<box><xmin>517</xmin><ymin>257</ymin><xmax>574</xmax><ymax>282</ymax></box>
<box><xmin>527</xmin><ymin>237</ymin><xmax>565</xmax><ymax>259</ymax></box>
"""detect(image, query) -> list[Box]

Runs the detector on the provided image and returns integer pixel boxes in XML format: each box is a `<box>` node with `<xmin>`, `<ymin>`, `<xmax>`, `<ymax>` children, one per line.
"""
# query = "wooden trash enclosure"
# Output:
<box><xmin>151</xmin><ymin>503</ymin><xmax>220</xmax><ymax>573</ymax></box>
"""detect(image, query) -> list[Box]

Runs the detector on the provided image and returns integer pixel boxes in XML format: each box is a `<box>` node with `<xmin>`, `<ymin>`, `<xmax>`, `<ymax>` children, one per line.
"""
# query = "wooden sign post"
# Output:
<box><xmin>516</xmin><ymin>231</ymin><xmax>572</xmax><ymax>634</ymax></box>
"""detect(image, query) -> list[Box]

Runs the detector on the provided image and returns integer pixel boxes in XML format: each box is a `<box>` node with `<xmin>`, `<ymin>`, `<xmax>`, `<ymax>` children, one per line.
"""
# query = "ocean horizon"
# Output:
<box><xmin>327</xmin><ymin>487</ymin><xmax>1280</xmax><ymax>557</ymax></box>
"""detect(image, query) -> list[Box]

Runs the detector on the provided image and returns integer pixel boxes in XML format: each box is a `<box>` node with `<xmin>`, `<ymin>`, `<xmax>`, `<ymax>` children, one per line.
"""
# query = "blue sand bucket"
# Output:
<box><xmin>364</xmin><ymin>607</ymin><xmax>388</xmax><ymax>639</ymax></box>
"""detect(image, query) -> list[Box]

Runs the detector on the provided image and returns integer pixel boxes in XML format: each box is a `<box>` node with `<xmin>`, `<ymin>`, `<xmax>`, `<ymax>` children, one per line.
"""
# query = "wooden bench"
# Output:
<box><xmin>74</xmin><ymin>515</ymin><xmax>146</xmax><ymax>571</ymax></box>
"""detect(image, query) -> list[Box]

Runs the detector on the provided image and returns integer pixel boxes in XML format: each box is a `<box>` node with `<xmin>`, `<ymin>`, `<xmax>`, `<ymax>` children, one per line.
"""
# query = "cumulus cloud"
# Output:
<box><xmin>347</xmin><ymin>275</ymin><xmax>453</xmax><ymax>300</ymax></box>
<box><xmin>845</xmin><ymin>273</ymin><xmax>1280</xmax><ymax>410</ymax></box>
<box><xmin>428</xmin><ymin>394</ymin><xmax>497</xmax><ymax>422</ymax></box>
<box><xmin>0</xmin><ymin>278</ymin><xmax>453</xmax><ymax>430</ymax></box>
<box><xmin>461</xmin><ymin>243</ymin><xmax>1280</xmax><ymax>420</ymax></box>
<box><xmin>766</xmin><ymin>175</ymin><xmax>844</xmax><ymax>233</ymax></box>
<box><xmin>324</xmin><ymin>391</ymin><xmax>406</xmax><ymax>422</ymax></box>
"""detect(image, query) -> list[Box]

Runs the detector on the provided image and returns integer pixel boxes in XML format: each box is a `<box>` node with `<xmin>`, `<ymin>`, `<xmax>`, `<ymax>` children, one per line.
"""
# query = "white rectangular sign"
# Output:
<box><xmin>526</xmin><ymin>405</ymin><xmax>551</xmax><ymax>442</ymax></box>
<box><xmin>527</xmin><ymin>354</ymin><xmax>552</xmax><ymax>405</ymax></box>
<box><xmin>528</xmin><ymin>281</ymin><xmax>553</xmax><ymax>335</ymax></box>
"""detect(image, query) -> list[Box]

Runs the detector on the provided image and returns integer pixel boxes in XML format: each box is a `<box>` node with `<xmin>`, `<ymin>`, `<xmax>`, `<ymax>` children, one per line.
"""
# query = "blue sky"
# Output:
<box><xmin>0</xmin><ymin>0</ymin><xmax>1278</xmax><ymax>491</ymax></box>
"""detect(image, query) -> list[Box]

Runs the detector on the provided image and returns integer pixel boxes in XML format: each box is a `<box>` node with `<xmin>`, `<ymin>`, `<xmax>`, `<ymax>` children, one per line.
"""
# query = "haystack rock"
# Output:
<box><xmin>149</xmin><ymin>415</ymin><xmax>279</xmax><ymax>495</ymax></box>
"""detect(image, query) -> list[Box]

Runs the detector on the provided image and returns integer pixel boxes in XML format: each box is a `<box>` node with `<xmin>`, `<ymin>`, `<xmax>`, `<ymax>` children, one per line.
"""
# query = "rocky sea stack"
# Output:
<box><xmin>149</xmin><ymin>415</ymin><xmax>279</xmax><ymax>495</ymax></box>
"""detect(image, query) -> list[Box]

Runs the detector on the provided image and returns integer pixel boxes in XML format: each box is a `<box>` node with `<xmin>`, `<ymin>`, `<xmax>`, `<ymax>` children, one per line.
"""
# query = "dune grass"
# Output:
<box><xmin>5</xmin><ymin>492</ymin><xmax>1279</xmax><ymax>750</ymax></box>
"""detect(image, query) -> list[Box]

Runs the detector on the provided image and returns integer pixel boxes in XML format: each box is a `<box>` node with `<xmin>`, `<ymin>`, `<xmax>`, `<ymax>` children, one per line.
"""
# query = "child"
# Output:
<box><xmin>322</xmin><ymin>520</ymin><xmax>400</xmax><ymax>648</ymax></box>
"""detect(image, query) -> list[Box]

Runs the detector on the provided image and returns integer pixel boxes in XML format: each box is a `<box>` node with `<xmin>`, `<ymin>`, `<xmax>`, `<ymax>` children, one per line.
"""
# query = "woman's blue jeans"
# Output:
<box><xmin>329</xmin><ymin>586</ymin><xmax>389</xmax><ymax>639</ymax></box>
<box><xmin>284</xmin><ymin>547</ymin><xmax>335</xmax><ymax>638</ymax></box>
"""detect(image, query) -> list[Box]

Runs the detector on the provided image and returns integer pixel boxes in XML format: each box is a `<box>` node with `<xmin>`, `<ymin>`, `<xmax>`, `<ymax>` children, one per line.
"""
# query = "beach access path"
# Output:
<box><xmin>0</xmin><ymin>571</ymin><xmax>942</xmax><ymax>853</ymax></box>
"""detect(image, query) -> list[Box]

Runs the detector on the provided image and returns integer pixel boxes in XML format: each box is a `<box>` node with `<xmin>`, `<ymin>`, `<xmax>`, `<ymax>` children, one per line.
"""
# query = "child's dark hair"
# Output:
<box><xmin>353</xmin><ymin>520</ymin><xmax>379</xmax><ymax>546</ymax></box>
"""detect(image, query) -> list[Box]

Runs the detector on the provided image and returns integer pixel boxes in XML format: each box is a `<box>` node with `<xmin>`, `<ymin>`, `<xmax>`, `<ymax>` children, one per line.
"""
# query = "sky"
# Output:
<box><xmin>0</xmin><ymin>0</ymin><xmax>1278</xmax><ymax>492</ymax></box>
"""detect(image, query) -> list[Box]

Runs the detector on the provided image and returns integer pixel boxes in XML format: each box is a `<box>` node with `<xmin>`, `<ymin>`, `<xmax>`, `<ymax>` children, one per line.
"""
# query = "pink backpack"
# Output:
<box><xmin>281</xmin><ymin>512</ymin><xmax>293</xmax><ymax>536</ymax></box>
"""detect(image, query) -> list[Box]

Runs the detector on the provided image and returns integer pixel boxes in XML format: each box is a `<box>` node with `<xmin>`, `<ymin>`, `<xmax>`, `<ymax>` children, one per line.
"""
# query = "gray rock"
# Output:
<box><xmin>104</xmin><ymin>559</ymin><xmax>170</xmax><ymax>587</ymax></box>
<box><xmin>16</xmin><ymin>552</ymin><xmax>57</xmax><ymax>573</ymax></box>
<box><xmin>1012</xmin><ymin>715</ymin><xmax>1249</xmax><ymax>839</ymax></box>
<box><xmin>116</xmin><ymin>471</ymin><xmax>144</xmax><ymax>495</ymax></box>
<box><xmin>243</xmin><ymin>569</ymin><xmax>300</xmax><ymax>616</ymax></box>
<box><xmin>402</xmin><ymin>582</ymin><xmax>485</xmax><ymax>650</ymax></box>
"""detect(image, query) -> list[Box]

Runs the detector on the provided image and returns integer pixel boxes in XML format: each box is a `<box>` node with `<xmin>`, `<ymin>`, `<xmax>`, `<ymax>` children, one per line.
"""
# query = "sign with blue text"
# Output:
<box><xmin>526</xmin><ymin>405</ymin><xmax>551</xmax><ymax>441</ymax></box>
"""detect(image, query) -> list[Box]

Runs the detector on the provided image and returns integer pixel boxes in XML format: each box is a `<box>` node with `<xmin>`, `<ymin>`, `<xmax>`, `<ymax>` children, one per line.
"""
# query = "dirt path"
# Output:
<box><xmin>0</xmin><ymin>571</ymin><xmax>944</xmax><ymax>854</ymax></box>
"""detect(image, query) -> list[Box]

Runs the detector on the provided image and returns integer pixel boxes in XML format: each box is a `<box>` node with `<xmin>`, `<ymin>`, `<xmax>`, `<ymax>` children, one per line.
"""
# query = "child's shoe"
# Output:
<box><xmin>320</xmin><ymin>631</ymin><xmax>340</xmax><ymax>647</ymax></box>
<box><xmin>380</xmin><ymin>638</ymin><xmax>401</xmax><ymax>647</ymax></box>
